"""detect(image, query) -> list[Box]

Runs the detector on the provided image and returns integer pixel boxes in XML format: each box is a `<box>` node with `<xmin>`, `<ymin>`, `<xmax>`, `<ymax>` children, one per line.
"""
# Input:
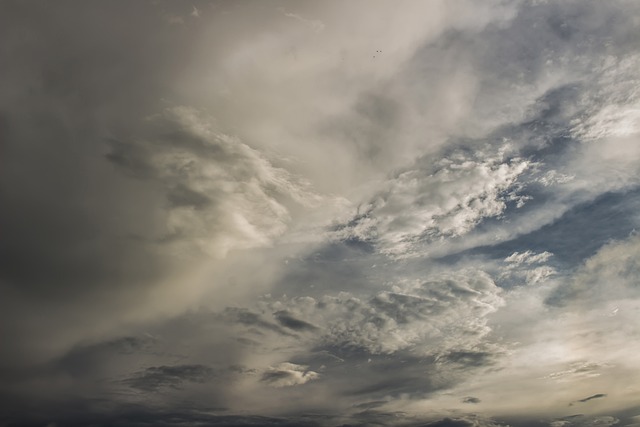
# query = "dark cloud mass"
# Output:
<box><xmin>578</xmin><ymin>394</ymin><xmax>607</xmax><ymax>404</ymax></box>
<box><xmin>2</xmin><ymin>0</ymin><xmax>640</xmax><ymax>425</ymax></box>
<box><xmin>125</xmin><ymin>364</ymin><xmax>215</xmax><ymax>391</ymax></box>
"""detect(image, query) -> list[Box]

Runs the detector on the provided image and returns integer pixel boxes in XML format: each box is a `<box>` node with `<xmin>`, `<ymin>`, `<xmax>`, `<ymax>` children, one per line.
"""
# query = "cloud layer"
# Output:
<box><xmin>2</xmin><ymin>0</ymin><xmax>640</xmax><ymax>426</ymax></box>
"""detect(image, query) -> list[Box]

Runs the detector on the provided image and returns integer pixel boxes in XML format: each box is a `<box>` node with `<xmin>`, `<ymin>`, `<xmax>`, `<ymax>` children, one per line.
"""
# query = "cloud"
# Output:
<box><xmin>281</xmin><ymin>9</ymin><xmax>324</xmax><ymax>33</ymax></box>
<box><xmin>273</xmin><ymin>310</ymin><xmax>319</xmax><ymax>332</ymax></box>
<box><xmin>3</xmin><ymin>0</ymin><xmax>640</xmax><ymax>425</ymax></box>
<box><xmin>125</xmin><ymin>364</ymin><xmax>214</xmax><ymax>392</ymax></box>
<box><xmin>499</xmin><ymin>251</ymin><xmax>557</xmax><ymax>286</ymax></box>
<box><xmin>260</xmin><ymin>363</ymin><xmax>319</xmax><ymax>387</ymax></box>
<box><xmin>551</xmin><ymin>416</ymin><xmax>620</xmax><ymax>427</ymax></box>
<box><xmin>257</xmin><ymin>270</ymin><xmax>504</xmax><ymax>356</ymax></box>
<box><xmin>333</xmin><ymin>151</ymin><xmax>530</xmax><ymax>258</ymax></box>
<box><xmin>577</xmin><ymin>394</ymin><xmax>607</xmax><ymax>404</ymax></box>
<box><xmin>106</xmin><ymin>106</ymin><xmax>321</xmax><ymax>258</ymax></box>
<box><xmin>542</xmin><ymin>362</ymin><xmax>612</xmax><ymax>381</ymax></box>
<box><xmin>423</xmin><ymin>416</ymin><xmax>509</xmax><ymax>427</ymax></box>
<box><xmin>547</xmin><ymin>234</ymin><xmax>640</xmax><ymax>306</ymax></box>
<box><xmin>504</xmin><ymin>251</ymin><xmax>553</xmax><ymax>266</ymax></box>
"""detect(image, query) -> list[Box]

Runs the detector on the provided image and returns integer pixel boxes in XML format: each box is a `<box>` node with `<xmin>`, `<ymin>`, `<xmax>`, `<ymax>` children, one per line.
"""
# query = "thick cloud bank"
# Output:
<box><xmin>2</xmin><ymin>1</ymin><xmax>640</xmax><ymax>426</ymax></box>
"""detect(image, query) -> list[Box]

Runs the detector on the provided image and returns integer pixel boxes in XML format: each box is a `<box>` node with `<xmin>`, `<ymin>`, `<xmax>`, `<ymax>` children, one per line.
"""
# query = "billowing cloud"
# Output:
<box><xmin>334</xmin><ymin>151</ymin><xmax>530</xmax><ymax>257</ymax></box>
<box><xmin>260</xmin><ymin>362</ymin><xmax>319</xmax><ymax>387</ymax></box>
<box><xmin>106</xmin><ymin>106</ymin><xmax>321</xmax><ymax>258</ymax></box>
<box><xmin>2</xmin><ymin>0</ymin><xmax>640</xmax><ymax>425</ymax></box>
<box><xmin>500</xmin><ymin>250</ymin><xmax>557</xmax><ymax>286</ymax></box>
<box><xmin>247</xmin><ymin>270</ymin><xmax>505</xmax><ymax>356</ymax></box>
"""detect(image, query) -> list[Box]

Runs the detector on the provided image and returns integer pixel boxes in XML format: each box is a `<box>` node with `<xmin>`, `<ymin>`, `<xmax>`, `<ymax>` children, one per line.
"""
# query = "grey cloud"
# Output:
<box><xmin>274</xmin><ymin>310</ymin><xmax>319</xmax><ymax>331</ymax></box>
<box><xmin>165</xmin><ymin>183</ymin><xmax>212</xmax><ymax>210</ymax></box>
<box><xmin>421</xmin><ymin>416</ymin><xmax>509</xmax><ymax>427</ymax></box>
<box><xmin>440</xmin><ymin>351</ymin><xmax>497</xmax><ymax>368</ymax></box>
<box><xmin>578</xmin><ymin>394</ymin><xmax>607</xmax><ymax>403</ymax></box>
<box><xmin>53</xmin><ymin>335</ymin><xmax>156</xmax><ymax>379</ymax></box>
<box><xmin>549</xmin><ymin>415</ymin><xmax>620</xmax><ymax>427</ymax></box>
<box><xmin>0</xmin><ymin>3</ymin><xmax>217</xmax><ymax>369</ymax></box>
<box><xmin>352</xmin><ymin>400</ymin><xmax>389</xmax><ymax>410</ymax></box>
<box><xmin>546</xmin><ymin>233</ymin><xmax>640</xmax><ymax>307</ymax></box>
<box><xmin>260</xmin><ymin>363</ymin><xmax>319</xmax><ymax>388</ymax></box>
<box><xmin>125</xmin><ymin>364</ymin><xmax>214</xmax><ymax>392</ymax></box>
<box><xmin>3</xmin><ymin>0</ymin><xmax>640</xmax><ymax>425</ymax></box>
<box><xmin>0</xmin><ymin>0</ymin><xmax>322</xmax><ymax>374</ymax></box>
<box><xmin>543</xmin><ymin>362</ymin><xmax>611</xmax><ymax>381</ymax></box>
<box><xmin>0</xmin><ymin>402</ymin><xmax>323</xmax><ymax>427</ymax></box>
<box><xmin>104</xmin><ymin>106</ymin><xmax>319</xmax><ymax>256</ymax></box>
<box><xmin>233</xmin><ymin>272</ymin><xmax>506</xmax><ymax>400</ymax></box>
<box><xmin>259</xmin><ymin>270</ymin><xmax>504</xmax><ymax>356</ymax></box>
<box><xmin>223</xmin><ymin>307</ymin><xmax>296</xmax><ymax>337</ymax></box>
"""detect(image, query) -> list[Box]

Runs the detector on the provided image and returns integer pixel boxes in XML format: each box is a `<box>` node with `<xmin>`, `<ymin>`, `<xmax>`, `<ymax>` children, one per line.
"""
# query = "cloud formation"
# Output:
<box><xmin>2</xmin><ymin>0</ymin><xmax>640</xmax><ymax>425</ymax></box>
<box><xmin>107</xmin><ymin>106</ymin><xmax>321</xmax><ymax>257</ymax></box>
<box><xmin>260</xmin><ymin>362</ymin><xmax>320</xmax><ymax>387</ymax></box>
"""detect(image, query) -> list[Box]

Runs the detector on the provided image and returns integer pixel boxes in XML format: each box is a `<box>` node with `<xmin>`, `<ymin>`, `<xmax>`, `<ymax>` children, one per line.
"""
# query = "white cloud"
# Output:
<box><xmin>570</xmin><ymin>55</ymin><xmax>640</xmax><ymax>141</ymax></box>
<box><xmin>334</xmin><ymin>151</ymin><xmax>529</xmax><ymax>257</ymax></box>
<box><xmin>261</xmin><ymin>362</ymin><xmax>319</xmax><ymax>387</ymax></box>
<box><xmin>542</xmin><ymin>361</ymin><xmax>613</xmax><ymax>381</ymax></box>
<box><xmin>505</xmin><ymin>251</ymin><xmax>553</xmax><ymax>265</ymax></box>
<box><xmin>500</xmin><ymin>251</ymin><xmax>556</xmax><ymax>286</ymax></box>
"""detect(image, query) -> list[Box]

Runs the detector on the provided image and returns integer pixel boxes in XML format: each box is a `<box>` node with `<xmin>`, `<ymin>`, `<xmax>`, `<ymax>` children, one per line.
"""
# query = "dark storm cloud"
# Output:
<box><xmin>419</xmin><ymin>416</ymin><xmax>508</xmax><ymax>427</ymax></box>
<box><xmin>0</xmin><ymin>0</ymin><xmax>205</xmax><ymax>369</ymax></box>
<box><xmin>0</xmin><ymin>403</ymin><xmax>323</xmax><ymax>427</ymax></box>
<box><xmin>0</xmin><ymin>0</ymin><xmax>317</xmax><ymax>373</ymax></box>
<box><xmin>463</xmin><ymin>397</ymin><xmax>481</xmax><ymax>404</ymax></box>
<box><xmin>424</xmin><ymin>418</ymin><xmax>485</xmax><ymax>427</ymax></box>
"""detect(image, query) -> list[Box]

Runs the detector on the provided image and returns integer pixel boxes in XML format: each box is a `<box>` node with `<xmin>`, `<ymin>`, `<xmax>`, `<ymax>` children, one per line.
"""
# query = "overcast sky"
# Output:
<box><xmin>2</xmin><ymin>1</ymin><xmax>640</xmax><ymax>426</ymax></box>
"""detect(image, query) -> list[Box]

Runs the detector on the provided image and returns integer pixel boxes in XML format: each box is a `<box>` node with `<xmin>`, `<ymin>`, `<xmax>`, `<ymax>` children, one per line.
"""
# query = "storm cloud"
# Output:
<box><xmin>2</xmin><ymin>0</ymin><xmax>640</xmax><ymax>426</ymax></box>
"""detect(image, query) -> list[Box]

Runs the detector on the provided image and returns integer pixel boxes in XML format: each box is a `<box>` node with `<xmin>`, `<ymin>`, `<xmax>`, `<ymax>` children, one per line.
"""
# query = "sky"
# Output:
<box><xmin>1</xmin><ymin>1</ymin><xmax>640</xmax><ymax>426</ymax></box>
